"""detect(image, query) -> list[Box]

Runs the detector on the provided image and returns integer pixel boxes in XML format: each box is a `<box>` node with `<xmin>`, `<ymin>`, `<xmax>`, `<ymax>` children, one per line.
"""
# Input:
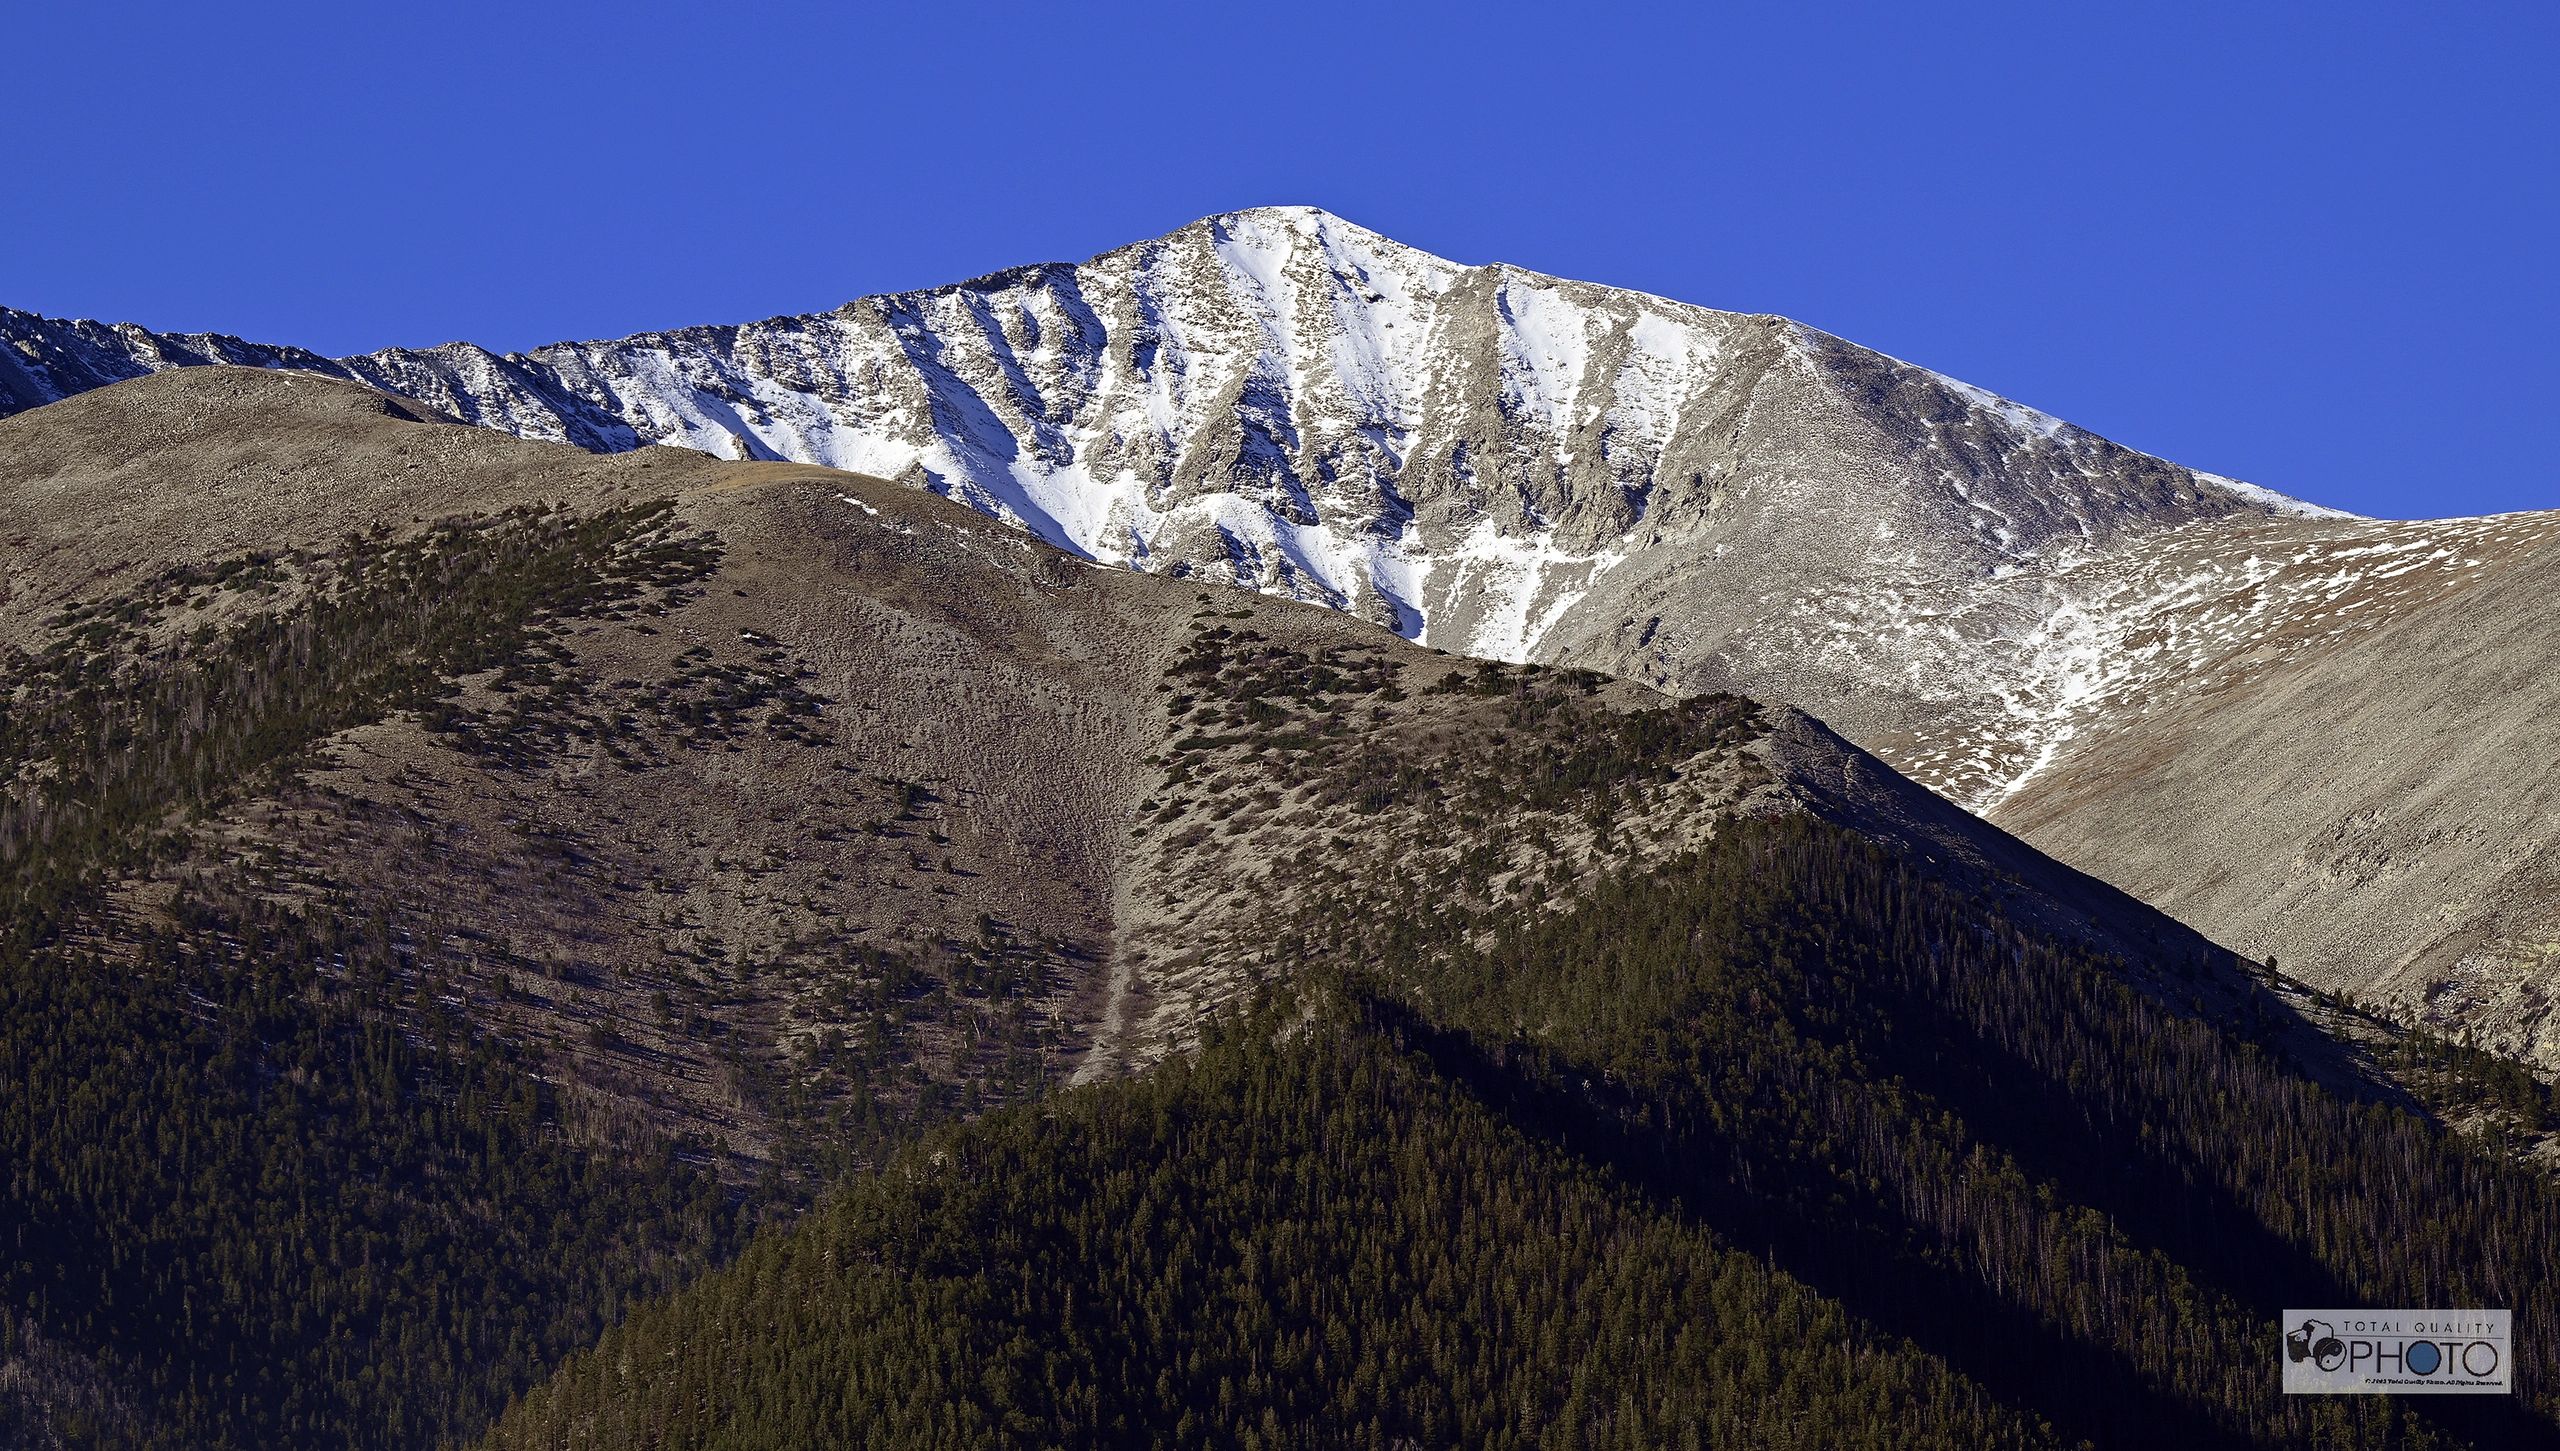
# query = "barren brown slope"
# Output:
<box><xmin>1989</xmin><ymin>507</ymin><xmax>2560</xmax><ymax>1071</ymax></box>
<box><xmin>2</xmin><ymin>369</ymin><xmax>1164</xmax><ymax>1173</ymax></box>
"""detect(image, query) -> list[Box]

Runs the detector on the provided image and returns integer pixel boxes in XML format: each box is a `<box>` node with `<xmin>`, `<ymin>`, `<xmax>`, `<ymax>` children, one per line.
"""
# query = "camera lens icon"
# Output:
<box><xmin>2286</xmin><ymin>1320</ymin><xmax>2346</xmax><ymax>1371</ymax></box>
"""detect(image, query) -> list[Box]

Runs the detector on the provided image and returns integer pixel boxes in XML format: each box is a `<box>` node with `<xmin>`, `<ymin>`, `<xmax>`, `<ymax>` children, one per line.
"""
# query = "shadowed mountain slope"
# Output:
<box><xmin>480</xmin><ymin>820</ymin><xmax>2560</xmax><ymax>1451</ymax></box>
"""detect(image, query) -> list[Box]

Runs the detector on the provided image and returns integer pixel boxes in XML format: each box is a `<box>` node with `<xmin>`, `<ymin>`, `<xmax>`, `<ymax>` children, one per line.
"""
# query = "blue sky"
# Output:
<box><xmin>6</xmin><ymin>2</ymin><xmax>2551</xmax><ymax>518</ymax></box>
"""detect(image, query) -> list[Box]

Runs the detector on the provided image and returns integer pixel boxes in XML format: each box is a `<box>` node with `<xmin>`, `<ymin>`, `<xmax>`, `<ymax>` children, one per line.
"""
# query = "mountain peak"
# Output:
<box><xmin>1205</xmin><ymin>202</ymin><xmax>1352</xmax><ymax>226</ymax></box>
<box><xmin>1195</xmin><ymin>203</ymin><xmax>1395</xmax><ymax>241</ymax></box>
<box><xmin>0</xmin><ymin>215</ymin><xmax>2350</xmax><ymax>814</ymax></box>
<box><xmin>4</xmin><ymin>213</ymin><xmax>2554</xmax><ymax>1116</ymax></box>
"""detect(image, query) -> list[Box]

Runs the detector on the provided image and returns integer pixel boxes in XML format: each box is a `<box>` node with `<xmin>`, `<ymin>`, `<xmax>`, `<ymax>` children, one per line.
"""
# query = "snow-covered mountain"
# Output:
<box><xmin>0</xmin><ymin>206</ymin><xmax>2337</xmax><ymax>809</ymax></box>
<box><xmin>11</xmin><ymin>206</ymin><xmax>2560</xmax><ymax>1069</ymax></box>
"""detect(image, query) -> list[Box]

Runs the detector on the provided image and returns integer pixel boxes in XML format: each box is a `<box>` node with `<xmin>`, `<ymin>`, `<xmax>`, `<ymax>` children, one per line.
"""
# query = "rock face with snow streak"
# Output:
<box><xmin>0</xmin><ymin>207</ymin><xmax>2328</xmax><ymax>807</ymax></box>
<box><xmin>1987</xmin><ymin>505</ymin><xmax>2560</xmax><ymax>1071</ymax></box>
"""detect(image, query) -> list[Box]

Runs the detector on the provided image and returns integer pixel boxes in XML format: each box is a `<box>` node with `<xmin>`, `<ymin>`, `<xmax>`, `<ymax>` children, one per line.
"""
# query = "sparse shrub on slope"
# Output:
<box><xmin>0</xmin><ymin>501</ymin><xmax>719</xmax><ymax>933</ymax></box>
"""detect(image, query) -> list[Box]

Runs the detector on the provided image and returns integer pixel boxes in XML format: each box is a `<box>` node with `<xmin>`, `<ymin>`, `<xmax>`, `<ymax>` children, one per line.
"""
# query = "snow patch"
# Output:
<box><xmin>1428</xmin><ymin>518</ymin><xmax>1627</xmax><ymax>660</ymax></box>
<box><xmin>1494</xmin><ymin>281</ymin><xmax>1592</xmax><ymax>440</ymax></box>
<box><xmin>1930</xmin><ymin>371</ymin><xmax>2072</xmax><ymax>442</ymax></box>
<box><xmin>2191</xmin><ymin>470</ymin><xmax>2362</xmax><ymax>520</ymax></box>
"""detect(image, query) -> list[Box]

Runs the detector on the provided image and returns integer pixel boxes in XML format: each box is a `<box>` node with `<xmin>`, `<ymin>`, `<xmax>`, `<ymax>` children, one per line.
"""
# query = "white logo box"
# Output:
<box><xmin>2282</xmin><ymin>1309</ymin><xmax>2512</xmax><ymax>1394</ymax></box>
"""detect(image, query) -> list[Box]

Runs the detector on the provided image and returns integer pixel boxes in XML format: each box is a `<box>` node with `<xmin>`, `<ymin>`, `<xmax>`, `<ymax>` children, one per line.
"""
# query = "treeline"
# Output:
<box><xmin>479</xmin><ymin>819</ymin><xmax>2560</xmax><ymax>1448</ymax></box>
<box><xmin>2390</xmin><ymin>1023</ymin><xmax>2556</xmax><ymax>1132</ymax></box>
